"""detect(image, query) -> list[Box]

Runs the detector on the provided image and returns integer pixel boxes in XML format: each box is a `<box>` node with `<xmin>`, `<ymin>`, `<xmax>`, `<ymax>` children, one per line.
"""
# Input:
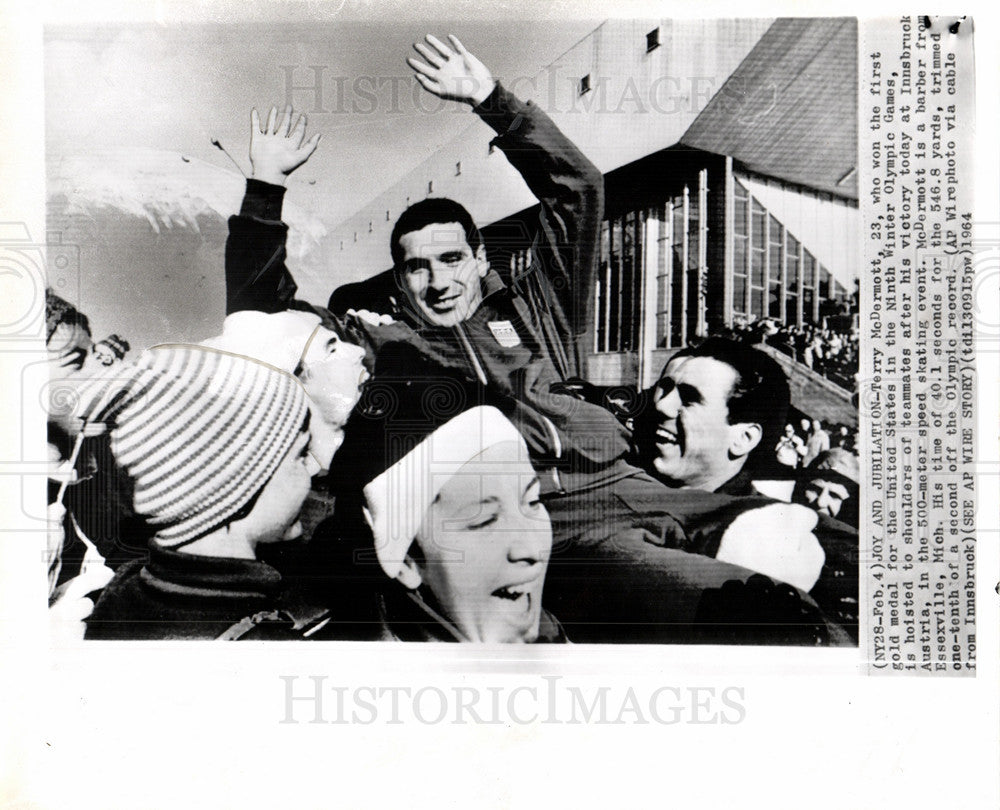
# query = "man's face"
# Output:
<box><xmin>413</xmin><ymin>441</ymin><xmax>552</xmax><ymax>643</ymax></box>
<box><xmin>93</xmin><ymin>345</ymin><xmax>116</xmax><ymax>366</ymax></box>
<box><xmin>298</xmin><ymin>327</ymin><xmax>369</xmax><ymax>468</ymax></box>
<box><xmin>397</xmin><ymin>221</ymin><xmax>488</xmax><ymax>327</ymax></box>
<box><xmin>650</xmin><ymin>356</ymin><xmax>742</xmax><ymax>490</ymax></box>
<box><xmin>803</xmin><ymin>477</ymin><xmax>851</xmax><ymax>519</ymax></box>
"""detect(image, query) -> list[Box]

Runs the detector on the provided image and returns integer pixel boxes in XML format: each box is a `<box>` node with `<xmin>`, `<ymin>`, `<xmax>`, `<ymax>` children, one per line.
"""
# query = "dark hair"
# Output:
<box><xmin>672</xmin><ymin>337</ymin><xmax>790</xmax><ymax>468</ymax></box>
<box><xmin>389</xmin><ymin>198</ymin><xmax>483</xmax><ymax>267</ymax></box>
<box><xmin>45</xmin><ymin>289</ymin><xmax>92</xmax><ymax>343</ymax></box>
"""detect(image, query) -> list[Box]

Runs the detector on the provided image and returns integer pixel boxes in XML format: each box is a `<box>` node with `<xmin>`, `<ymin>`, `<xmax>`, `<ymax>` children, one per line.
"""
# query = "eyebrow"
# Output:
<box><xmin>522</xmin><ymin>476</ymin><xmax>540</xmax><ymax>497</ymax></box>
<box><xmin>431</xmin><ymin>476</ymin><xmax>540</xmax><ymax>507</ymax></box>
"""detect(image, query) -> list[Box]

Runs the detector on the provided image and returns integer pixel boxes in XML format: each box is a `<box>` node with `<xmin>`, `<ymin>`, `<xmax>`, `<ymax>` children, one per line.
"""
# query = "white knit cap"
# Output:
<box><xmin>362</xmin><ymin>406</ymin><xmax>526</xmax><ymax>579</ymax></box>
<box><xmin>201</xmin><ymin>310</ymin><xmax>323</xmax><ymax>373</ymax></box>
<box><xmin>74</xmin><ymin>344</ymin><xmax>308</xmax><ymax>546</ymax></box>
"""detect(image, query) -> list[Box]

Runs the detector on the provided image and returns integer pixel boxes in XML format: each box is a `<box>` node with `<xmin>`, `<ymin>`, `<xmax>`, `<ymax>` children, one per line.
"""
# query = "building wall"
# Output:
<box><xmin>328</xmin><ymin>18</ymin><xmax>773</xmax><ymax>275</ymax></box>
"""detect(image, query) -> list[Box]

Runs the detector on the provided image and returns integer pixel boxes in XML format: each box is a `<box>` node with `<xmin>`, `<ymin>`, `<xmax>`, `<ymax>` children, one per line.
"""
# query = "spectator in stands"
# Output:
<box><xmin>775</xmin><ymin>423</ymin><xmax>805</xmax><ymax>469</ymax></box>
<box><xmin>802</xmin><ymin>418</ymin><xmax>831</xmax><ymax>467</ymax></box>
<box><xmin>833</xmin><ymin>424</ymin><xmax>854</xmax><ymax>452</ymax></box>
<box><xmin>92</xmin><ymin>334</ymin><xmax>131</xmax><ymax>366</ymax></box>
<box><xmin>81</xmin><ymin>345</ymin><xmax>327</xmax><ymax>640</ymax></box>
<box><xmin>794</xmin><ymin>448</ymin><xmax>860</xmax><ymax>529</ymax></box>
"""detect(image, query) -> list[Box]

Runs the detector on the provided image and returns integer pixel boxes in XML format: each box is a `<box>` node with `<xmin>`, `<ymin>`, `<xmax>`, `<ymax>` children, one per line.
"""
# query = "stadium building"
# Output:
<box><xmin>329</xmin><ymin>17</ymin><xmax>859</xmax><ymax>424</ymax></box>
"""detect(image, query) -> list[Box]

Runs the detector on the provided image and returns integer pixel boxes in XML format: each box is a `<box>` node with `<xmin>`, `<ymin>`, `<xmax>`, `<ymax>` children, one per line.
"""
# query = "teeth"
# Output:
<box><xmin>493</xmin><ymin>586</ymin><xmax>528</xmax><ymax>601</ymax></box>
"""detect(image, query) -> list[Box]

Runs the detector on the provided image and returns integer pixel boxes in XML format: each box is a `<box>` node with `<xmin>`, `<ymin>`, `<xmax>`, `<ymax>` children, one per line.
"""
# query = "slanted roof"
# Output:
<box><xmin>680</xmin><ymin>18</ymin><xmax>858</xmax><ymax>200</ymax></box>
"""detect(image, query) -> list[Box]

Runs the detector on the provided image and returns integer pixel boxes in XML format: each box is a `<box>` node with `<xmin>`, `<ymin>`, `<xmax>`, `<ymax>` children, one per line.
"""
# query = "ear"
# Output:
<box><xmin>396</xmin><ymin>553</ymin><xmax>424</xmax><ymax>590</ymax></box>
<box><xmin>475</xmin><ymin>244</ymin><xmax>489</xmax><ymax>278</ymax></box>
<box><xmin>729</xmin><ymin>422</ymin><xmax>763</xmax><ymax>460</ymax></box>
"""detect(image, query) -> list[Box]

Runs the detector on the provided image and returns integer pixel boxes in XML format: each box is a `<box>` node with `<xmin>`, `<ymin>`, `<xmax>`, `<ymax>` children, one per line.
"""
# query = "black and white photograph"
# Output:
<box><xmin>1</xmin><ymin>2</ymin><xmax>996</xmax><ymax>808</ymax></box>
<box><xmin>41</xmin><ymin>15</ymin><xmax>862</xmax><ymax>646</ymax></box>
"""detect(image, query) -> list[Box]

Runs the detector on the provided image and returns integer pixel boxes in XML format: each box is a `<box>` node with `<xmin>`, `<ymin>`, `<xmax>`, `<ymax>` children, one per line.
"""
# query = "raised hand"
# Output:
<box><xmin>249</xmin><ymin>105</ymin><xmax>321</xmax><ymax>186</ymax></box>
<box><xmin>407</xmin><ymin>34</ymin><xmax>496</xmax><ymax>106</ymax></box>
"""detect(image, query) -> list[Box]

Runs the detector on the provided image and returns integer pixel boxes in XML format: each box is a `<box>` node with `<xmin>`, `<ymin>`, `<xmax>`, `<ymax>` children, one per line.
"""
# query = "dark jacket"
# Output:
<box><xmin>85</xmin><ymin>542</ymin><xmax>331</xmax><ymax>640</ymax></box>
<box><xmin>225</xmin><ymin>83</ymin><xmax>632</xmax><ymax>490</ymax></box>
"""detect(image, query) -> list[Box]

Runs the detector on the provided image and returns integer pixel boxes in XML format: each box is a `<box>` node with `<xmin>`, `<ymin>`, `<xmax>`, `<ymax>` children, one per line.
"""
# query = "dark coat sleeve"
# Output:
<box><xmin>476</xmin><ymin>83</ymin><xmax>604</xmax><ymax>377</ymax></box>
<box><xmin>225</xmin><ymin>179</ymin><xmax>303</xmax><ymax>316</ymax></box>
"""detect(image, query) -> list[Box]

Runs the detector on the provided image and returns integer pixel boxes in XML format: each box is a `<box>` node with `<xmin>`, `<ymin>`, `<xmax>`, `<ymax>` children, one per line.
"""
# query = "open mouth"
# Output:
<box><xmin>430</xmin><ymin>295</ymin><xmax>460</xmax><ymax>311</ymax></box>
<box><xmin>655</xmin><ymin>427</ymin><xmax>678</xmax><ymax>446</ymax></box>
<box><xmin>491</xmin><ymin>585</ymin><xmax>534</xmax><ymax>612</ymax></box>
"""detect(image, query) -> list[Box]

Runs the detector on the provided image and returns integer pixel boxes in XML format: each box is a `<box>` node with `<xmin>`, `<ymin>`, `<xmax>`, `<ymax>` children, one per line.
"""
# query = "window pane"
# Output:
<box><xmin>803</xmin><ymin>288</ymin><xmax>815</xmax><ymax>323</ymax></box>
<box><xmin>751</xmin><ymin>249</ymin><xmax>764</xmax><ymax>286</ymax></box>
<box><xmin>733</xmin><ymin>235</ymin><xmax>747</xmax><ymax>276</ymax></box>
<box><xmin>768</xmin><ymin>281</ymin><xmax>782</xmax><ymax>318</ymax></box>
<box><xmin>803</xmin><ymin>252</ymin><xmax>816</xmax><ymax>289</ymax></box>
<box><xmin>734</xmin><ymin>196</ymin><xmax>748</xmax><ymax>236</ymax></box>
<box><xmin>733</xmin><ymin>274</ymin><xmax>746</xmax><ymax>314</ymax></box>
<box><xmin>819</xmin><ymin>266</ymin><xmax>830</xmax><ymax>299</ymax></box>
<box><xmin>787</xmin><ymin>252</ymin><xmax>799</xmax><ymax>287</ymax></box>
<box><xmin>786</xmin><ymin>292</ymin><xmax>799</xmax><ymax>324</ymax></box>
<box><xmin>752</xmin><ymin>201</ymin><xmax>766</xmax><ymax>244</ymax></box>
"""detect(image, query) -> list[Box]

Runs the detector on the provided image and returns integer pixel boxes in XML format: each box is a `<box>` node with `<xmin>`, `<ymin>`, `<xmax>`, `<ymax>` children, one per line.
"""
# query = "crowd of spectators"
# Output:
<box><xmin>721</xmin><ymin>317</ymin><xmax>859</xmax><ymax>392</ymax></box>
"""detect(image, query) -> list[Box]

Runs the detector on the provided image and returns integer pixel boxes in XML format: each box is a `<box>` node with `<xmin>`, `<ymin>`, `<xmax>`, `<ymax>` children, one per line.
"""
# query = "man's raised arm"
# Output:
<box><xmin>408</xmin><ymin>35</ymin><xmax>603</xmax><ymax>372</ymax></box>
<box><xmin>225</xmin><ymin>105</ymin><xmax>320</xmax><ymax>315</ymax></box>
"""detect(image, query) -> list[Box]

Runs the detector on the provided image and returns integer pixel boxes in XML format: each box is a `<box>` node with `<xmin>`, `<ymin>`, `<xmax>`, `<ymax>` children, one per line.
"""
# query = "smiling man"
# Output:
<box><xmin>635</xmin><ymin>338</ymin><xmax>791</xmax><ymax>496</ymax></box>
<box><xmin>225</xmin><ymin>37</ymin><xmax>851</xmax><ymax>644</ymax></box>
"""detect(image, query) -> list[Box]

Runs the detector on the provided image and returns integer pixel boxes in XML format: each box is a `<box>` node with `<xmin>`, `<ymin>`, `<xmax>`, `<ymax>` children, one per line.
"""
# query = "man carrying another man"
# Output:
<box><xmin>225</xmin><ymin>34</ymin><xmax>842</xmax><ymax>643</ymax></box>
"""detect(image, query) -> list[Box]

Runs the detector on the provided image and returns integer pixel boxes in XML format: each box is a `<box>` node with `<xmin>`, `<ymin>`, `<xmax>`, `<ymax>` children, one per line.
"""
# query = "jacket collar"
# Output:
<box><xmin>140</xmin><ymin>542</ymin><xmax>283</xmax><ymax>602</ymax></box>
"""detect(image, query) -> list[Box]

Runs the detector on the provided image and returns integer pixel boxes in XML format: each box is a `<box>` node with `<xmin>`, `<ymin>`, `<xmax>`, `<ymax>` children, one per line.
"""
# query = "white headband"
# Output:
<box><xmin>362</xmin><ymin>406</ymin><xmax>526</xmax><ymax>579</ymax></box>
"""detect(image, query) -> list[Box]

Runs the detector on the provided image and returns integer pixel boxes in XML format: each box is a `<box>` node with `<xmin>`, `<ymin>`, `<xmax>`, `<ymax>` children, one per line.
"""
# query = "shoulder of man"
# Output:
<box><xmin>328</xmin><ymin>268</ymin><xmax>399</xmax><ymax>316</ymax></box>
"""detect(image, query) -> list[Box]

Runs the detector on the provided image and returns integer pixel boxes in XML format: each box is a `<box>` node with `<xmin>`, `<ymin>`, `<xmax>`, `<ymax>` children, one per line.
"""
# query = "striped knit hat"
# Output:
<box><xmin>73</xmin><ymin>344</ymin><xmax>308</xmax><ymax>546</ymax></box>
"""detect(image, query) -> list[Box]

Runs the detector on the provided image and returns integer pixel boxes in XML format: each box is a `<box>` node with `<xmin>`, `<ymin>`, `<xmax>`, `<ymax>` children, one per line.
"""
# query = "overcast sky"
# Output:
<box><xmin>45</xmin><ymin>18</ymin><xmax>601</xmax><ymax>225</ymax></box>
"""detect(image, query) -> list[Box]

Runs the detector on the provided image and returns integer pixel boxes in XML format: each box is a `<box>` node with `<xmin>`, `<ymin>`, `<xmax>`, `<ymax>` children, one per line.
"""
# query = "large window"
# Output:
<box><xmin>651</xmin><ymin>178</ymin><xmax>709</xmax><ymax>349</ymax></box>
<box><xmin>594</xmin><ymin>213</ymin><xmax>643</xmax><ymax>352</ymax></box>
<box><xmin>731</xmin><ymin>177</ymin><xmax>846</xmax><ymax>328</ymax></box>
<box><xmin>785</xmin><ymin>233</ymin><xmax>800</xmax><ymax>324</ymax></box>
<box><xmin>749</xmin><ymin>200</ymin><xmax>766</xmax><ymax>319</ymax></box>
<box><xmin>803</xmin><ymin>250</ymin><xmax>817</xmax><ymax>323</ymax></box>
<box><xmin>767</xmin><ymin>215</ymin><xmax>783</xmax><ymax>319</ymax></box>
<box><xmin>732</xmin><ymin>181</ymin><xmax>749</xmax><ymax>319</ymax></box>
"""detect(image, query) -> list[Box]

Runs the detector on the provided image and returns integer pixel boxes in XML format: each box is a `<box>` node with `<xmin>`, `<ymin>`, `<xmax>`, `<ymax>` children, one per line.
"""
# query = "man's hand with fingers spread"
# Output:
<box><xmin>248</xmin><ymin>105</ymin><xmax>321</xmax><ymax>186</ymax></box>
<box><xmin>407</xmin><ymin>34</ymin><xmax>496</xmax><ymax>106</ymax></box>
